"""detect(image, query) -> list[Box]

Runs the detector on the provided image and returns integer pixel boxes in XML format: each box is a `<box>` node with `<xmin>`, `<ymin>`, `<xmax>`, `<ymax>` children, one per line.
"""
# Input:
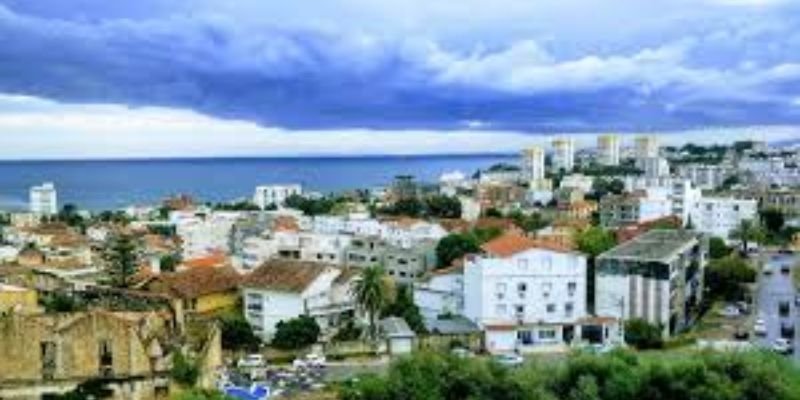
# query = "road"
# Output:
<box><xmin>755</xmin><ymin>252</ymin><xmax>799</xmax><ymax>359</ymax></box>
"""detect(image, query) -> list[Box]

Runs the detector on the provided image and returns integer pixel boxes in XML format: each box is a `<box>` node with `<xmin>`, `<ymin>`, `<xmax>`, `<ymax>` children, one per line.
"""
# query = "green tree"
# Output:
<box><xmin>272</xmin><ymin>315</ymin><xmax>321</xmax><ymax>349</ymax></box>
<box><xmin>104</xmin><ymin>234</ymin><xmax>138</xmax><ymax>288</ymax></box>
<box><xmin>425</xmin><ymin>195</ymin><xmax>462</xmax><ymax>219</ymax></box>
<box><xmin>382</xmin><ymin>285</ymin><xmax>426</xmax><ymax>333</ymax></box>
<box><xmin>507</xmin><ymin>210</ymin><xmax>549</xmax><ymax>233</ymax></box>
<box><xmin>41</xmin><ymin>292</ymin><xmax>85</xmax><ymax>313</ymax></box>
<box><xmin>219</xmin><ymin>314</ymin><xmax>261</xmax><ymax>351</ymax></box>
<box><xmin>483</xmin><ymin>207</ymin><xmax>503</xmax><ymax>218</ymax></box>
<box><xmin>709</xmin><ymin>237</ymin><xmax>732</xmax><ymax>259</ymax></box>
<box><xmin>760</xmin><ymin>208</ymin><xmax>786</xmax><ymax>237</ymax></box>
<box><xmin>705</xmin><ymin>255</ymin><xmax>756</xmax><ymax>301</ymax></box>
<box><xmin>351</xmin><ymin>266</ymin><xmax>393</xmax><ymax>341</ymax></box>
<box><xmin>159</xmin><ymin>253</ymin><xmax>181</xmax><ymax>273</ymax></box>
<box><xmin>392</xmin><ymin>198</ymin><xmax>424</xmax><ymax>217</ymax></box>
<box><xmin>575</xmin><ymin>227</ymin><xmax>617</xmax><ymax>258</ymax></box>
<box><xmin>171</xmin><ymin>350</ymin><xmax>200</xmax><ymax>387</ymax></box>
<box><xmin>731</xmin><ymin>219</ymin><xmax>766</xmax><ymax>253</ymax></box>
<box><xmin>435</xmin><ymin>233</ymin><xmax>480</xmax><ymax>268</ymax></box>
<box><xmin>624</xmin><ymin>319</ymin><xmax>664</xmax><ymax>350</ymax></box>
<box><xmin>57</xmin><ymin>204</ymin><xmax>85</xmax><ymax>228</ymax></box>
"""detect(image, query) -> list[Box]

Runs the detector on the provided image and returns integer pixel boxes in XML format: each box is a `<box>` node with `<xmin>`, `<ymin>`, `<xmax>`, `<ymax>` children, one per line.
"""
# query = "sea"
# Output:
<box><xmin>0</xmin><ymin>154</ymin><xmax>516</xmax><ymax>211</ymax></box>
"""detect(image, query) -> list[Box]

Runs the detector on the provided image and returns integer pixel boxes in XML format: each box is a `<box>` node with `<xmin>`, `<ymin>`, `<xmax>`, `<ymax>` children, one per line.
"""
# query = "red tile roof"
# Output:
<box><xmin>481</xmin><ymin>232</ymin><xmax>574</xmax><ymax>257</ymax></box>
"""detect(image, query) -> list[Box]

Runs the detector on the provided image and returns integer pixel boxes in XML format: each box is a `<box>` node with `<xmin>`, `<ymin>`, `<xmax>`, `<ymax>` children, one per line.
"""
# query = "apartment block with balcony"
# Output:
<box><xmin>595</xmin><ymin>230</ymin><xmax>707</xmax><ymax>337</ymax></box>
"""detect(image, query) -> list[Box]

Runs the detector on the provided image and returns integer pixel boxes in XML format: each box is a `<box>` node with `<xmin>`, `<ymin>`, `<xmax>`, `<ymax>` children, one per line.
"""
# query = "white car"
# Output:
<box><xmin>451</xmin><ymin>348</ymin><xmax>475</xmax><ymax>358</ymax></box>
<box><xmin>493</xmin><ymin>353</ymin><xmax>524</xmax><ymax>367</ymax></box>
<box><xmin>754</xmin><ymin>319</ymin><xmax>767</xmax><ymax>336</ymax></box>
<box><xmin>237</xmin><ymin>354</ymin><xmax>266</xmax><ymax>369</ymax></box>
<box><xmin>293</xmin><ymin>353</ymin><xmax>327</xmax><ymax>369</ymax></box>
<box><xmin>772</xmin><ymin>338</ymin><xmax>793</xmax><ymax>355</ymax></box>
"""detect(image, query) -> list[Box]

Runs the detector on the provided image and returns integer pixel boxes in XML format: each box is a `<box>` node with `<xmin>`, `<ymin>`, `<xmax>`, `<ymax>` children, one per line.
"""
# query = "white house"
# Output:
<box><xmin>464</xmin><ymin>233</ymin><xmax>610</xmax><ymax>353</ymax></box>
<box><xmin>240</xmin><ymin>230</ymin><xmax>353</xmax><ymax>270</ymax></box>
<box><xmin>240</xmin><ymin>261</ymin><xmax>354</xmax><ymax>340</ymax></box>
<box><xmin>253</xmin><ymin>184</ymin><xmax>303</xmax><ymax>209</ymax></box>
<box><xmin>559</xmin><ymin>174</ymin><xmax>595</xmax><ymax>194</ymax></box>
<box><xmin>689</xmin><ymin>197</ymin><xmax>758</xmax><ymax>241</ymax></box>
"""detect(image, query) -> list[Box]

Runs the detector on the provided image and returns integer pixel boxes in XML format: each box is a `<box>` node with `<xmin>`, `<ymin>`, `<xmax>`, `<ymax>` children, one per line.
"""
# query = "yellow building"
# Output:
<box><xmin>0</xmin><ymin>284</ymin><xmax>38</xmax><ymax>314</ymax></box>
<box><xmin>140</xmin><ymin>266</ymin><xmax>241</xmax><ymax>316</ymax></box>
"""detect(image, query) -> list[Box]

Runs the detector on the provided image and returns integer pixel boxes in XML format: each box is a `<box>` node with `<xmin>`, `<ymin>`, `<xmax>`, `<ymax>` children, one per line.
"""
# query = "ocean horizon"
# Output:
<box><xmin>0</xmin><ymin>154</ymin><xmax>516</xmax><ymax>211</ymax></box>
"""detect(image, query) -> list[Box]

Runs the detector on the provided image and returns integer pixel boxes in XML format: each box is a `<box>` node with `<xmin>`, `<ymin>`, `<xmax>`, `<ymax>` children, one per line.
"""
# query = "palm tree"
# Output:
<box><xmin>731</xmin><ymin>219</ymin><xmax>765</xmax><ymax>255</ymax></box>
<box><xmin>351</xmin><ymin>265</ymin><xmax>393</xmax><ymax>341</ymax></box>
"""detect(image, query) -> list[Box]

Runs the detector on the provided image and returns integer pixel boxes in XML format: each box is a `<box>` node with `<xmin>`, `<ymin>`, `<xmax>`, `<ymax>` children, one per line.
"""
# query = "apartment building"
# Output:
<box><xmin>599</xmin><ymin>190</ymin><xmax>673</xmax><ymax>228</ymax></box>
<box><xmin>552</xmin><ymin>137</ymin><xmax>576</xmax><ymax>172</ymax></box>
<box><xmin>688</xmin><ymin>197</ymin><xmax>758</xmax><ymax>241</ymax></box>
<box><xmin>29</xmin><ymin>182</ymin><xmax>57</xmax><ymax>216</ymax></box>
<box><xmin>253</xmin><ymin>184</ymin><xmax>302</xmax><ymax>209</ymax></box>
<box><xmin>596</xmin><ymin>230</ymin><xmax>707</xmax><ymax>336</ymax></box>
<box><xmin>597</xmin><ymin>135</ymin><xmax>621</xmax><ymax>166</ymax></box>
<box><xmin>344</xmin><ymin>236</ymin><xmax>437</xmax><ymax>283</ymax></box>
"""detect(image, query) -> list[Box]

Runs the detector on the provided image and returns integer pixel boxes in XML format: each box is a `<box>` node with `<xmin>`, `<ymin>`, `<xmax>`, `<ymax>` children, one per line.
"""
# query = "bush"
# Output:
<box><xmin>171</xmin><ymin>350</ymin><xmax>200</xmax><ymax>387</ymax></box>
<box><xmin>272</xmin><ymin>315</ymin><xmax>321</xmax><ymax>350</ymax></box>
<box><xmin>705</xmin><ymin>256</ymin><xmax>757</xmax><ymax>301</ymax></box>
<box><xmin>624</xmin><ymin>319</ymin><xmax>664</xmax><ymax>350</ymax></box>
<box><xmin>339</xmin><ymin>350</ymin><xmax>800</xmax><ymax>400</ymax></box>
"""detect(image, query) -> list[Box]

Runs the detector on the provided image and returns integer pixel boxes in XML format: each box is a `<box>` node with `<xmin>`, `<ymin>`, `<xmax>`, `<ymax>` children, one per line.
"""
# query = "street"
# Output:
<box><xmin>755</xmin><ymin>252</ymin><xmax>799</xmax><ymax>360</ymax></box>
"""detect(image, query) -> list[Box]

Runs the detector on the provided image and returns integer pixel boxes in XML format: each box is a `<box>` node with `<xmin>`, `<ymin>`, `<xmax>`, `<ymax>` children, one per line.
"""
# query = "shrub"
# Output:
<box><xmin>272</xmin><ymin>315</ymin><xmax>321</xmax><ymax>350</ymax></box>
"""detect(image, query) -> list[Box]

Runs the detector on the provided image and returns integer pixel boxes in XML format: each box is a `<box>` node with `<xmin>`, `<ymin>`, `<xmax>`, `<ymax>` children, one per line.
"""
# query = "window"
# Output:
<box><xmin>518</xmin><ymin>330</ymin><xmax>533</xmax><ymax>345</ymax></box>
<box><xmin>538</xmin><ymin>329</ymin><xmax>556</xmax><ymax>340</ymax></box>
<box><xmin>565</xmin><ymin>302</ymin><xmax>574</xmax><ymax>317</ymax></box>
<box><xmin>517</xmin><ymin>283</ymin><xmax>527</xmax><ymax>298</ymax></box>
<box><xmin>541</xmin><ymin>282</ymin><xmax>552</xmax><ymax>298</ymax></box>
<box><xmin>546</xmin><ymin>304</ymin><xmax>556</xmax><ymax>313</ymax></box>
<box><xmin>515</xmin><ymin>305</ymin><xmax>525</xmax><ymax>316</ymax></box>
<box><xmin>495</xmin><ymin>304</ymin><xmax>507</xmax><ymax>316</ymax></box>
<box><xmin>567</xmin><ymin>282</ymin><xmax>577</xmax><ymax>296</ymax></box>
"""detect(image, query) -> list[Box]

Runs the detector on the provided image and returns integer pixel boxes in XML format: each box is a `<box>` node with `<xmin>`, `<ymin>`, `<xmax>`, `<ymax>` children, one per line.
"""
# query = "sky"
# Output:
<box><xmin>0</xmin><ymin>0</ymin><xmax>799</xmax><ymax>158</ymax></box>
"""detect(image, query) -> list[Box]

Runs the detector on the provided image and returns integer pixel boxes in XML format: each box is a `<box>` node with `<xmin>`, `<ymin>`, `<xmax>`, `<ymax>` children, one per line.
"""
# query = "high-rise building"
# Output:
<box><xmin>597</xmin><ymin>134</ymin><xmax>621</xmax><ymax>166</ymax></box>
<box><xmin>253</xmin><ymin>184</ymin><xmax>302</xmax><ymax>209</ymax></box>
<box><xmin>29</xmin><ymin>182</ymin><xmax>57</xmax><ymax>216</ymax></box>
<box><xmin>521</xmin><ymin>146</ymin><xmax>546</xmax><ymax>182</ymax></box>
<box><xmin>551</xmin><ymin>137</ymin><xmax>575</xmax><ymax>172</ymax></box>
<box><xmin>634</xmin><ymin>135</ymin><xmax>659</xmax><ymax>159</ymax></box>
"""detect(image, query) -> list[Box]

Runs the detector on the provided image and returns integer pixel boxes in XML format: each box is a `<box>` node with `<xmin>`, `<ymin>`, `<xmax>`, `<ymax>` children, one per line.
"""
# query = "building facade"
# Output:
<box><xmin>596</xmin><ymin>230</ymin><xmax>707</xmax><ymax>336</ymax></box>
<box><xmin>552</xmin><ymin>137</ymin><xmax>575</xmax><ymax>172</ymax></box>
<box><xmin>688</xmin><ymin>197</ymin><xmax>758</xmax><ymax>241</ymax></box>
<box><xmin>521</xmin><ymin>146</ymin><xmax>546</xmax><ymax>182</ymax></box>
<box><xmin>253</xmin><ymin>184</ymin><xmax>303</xmax><ymax>209</ymax></box>
<box><xmin>29</xmin><ymin>182</ymin><xmax>57</xmax><ymax>216</ymax></box>
<box><xmin>597</xmin><ymin>135</ymin><xmax>621</xmax><ymax>166</ymax></box>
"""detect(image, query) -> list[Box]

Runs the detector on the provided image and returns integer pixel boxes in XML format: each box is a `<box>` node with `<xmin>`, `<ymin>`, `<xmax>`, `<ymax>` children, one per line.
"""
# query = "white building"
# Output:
<box><xmin>676</xmin><ymin>164</ymin><xmax>733</xmax><ymax>190</ymax></box>
<box><xmin>521</xmin><ymin>146</ymin><xmax>546</xmax><ymax>182</ymax></box>
<box><xmin>174</xmin><ymin>211</ymin><xmax>240</xmax><ymax>259</ymax></box>
<box><xmin>414</xmin><ymin>266</ymin><xmax>465</xmax><ymax>320</ymax></box>
<box><xmin>464</xmin><ymin>233</ymin><xmax>599</xmax><ymax>353</ymax></box>
<box><xmin>458</xmin><ymin>196</ymin><xmax>482</xmax><ymax>222</ymax></box>
<box><xmin>241</xmin><ymin>261</ymin><xmax>354</xmax><ymax>340</ymax></box>
<box><xmin>29</xmin><ymin>182</ymin><xmax>57</xmax><ymax>216</ymax></box>
<box><xmin>596</xmin><ymin>230</ymin><xmax>706</xmax><ymax>337</ymax></box>
<box><xmin>439</xmin><ymin>171</ymin><xmax>470</xmax><ymax>196</ymax></box>
<box><xmin>240</xmin><ymin>230</ymin><xmax>353</xmax><ymax>270</ymax></box>
<box><xmin>597</xmin><ymin>135</ymin><xmax>621</xmax><ymax>166</ymax></box>
<box><xmin>552</xmin><ymin>137</ymin><xmax>575</xmax><ymax>172</ymax></box>
<box><xmin>253</xmin><ymin>184</ymin><xmax>303</xmax><ymax>209</ymax></box>
<box><xmin>689</xmin><ymin>197</ymin><xmax>758</xmax><ymax>241</ymax></box>
<box><xmin>599</xmin><ymin>189</ymin><xmax>674</xmax><ymax>228</ymax></box>
<box><xmin>634</xmin><ymin>135</ymin><xmax>659</xmax><ymax>159</ymax></box>
<box><xmin>637</xmin><ymin>157</ymin><xmax>670</xmax><ymax>179</ymax></box>
<box><xmin>559</xmin><ymin>174</ymin><xmax>595</xmax><ymax>193</ymax></box>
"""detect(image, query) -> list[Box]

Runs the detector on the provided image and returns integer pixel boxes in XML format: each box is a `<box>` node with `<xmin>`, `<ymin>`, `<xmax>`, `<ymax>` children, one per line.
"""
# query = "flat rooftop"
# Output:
<box><xmin>598</xmin><ymin>230</ymin><xmax>699</xmax><ymax>263</ymax></box>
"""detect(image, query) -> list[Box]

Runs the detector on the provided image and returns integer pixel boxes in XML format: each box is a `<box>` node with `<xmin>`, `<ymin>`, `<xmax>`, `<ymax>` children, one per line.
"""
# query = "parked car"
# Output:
<box><xmin>237</xmin><ymin>354</ymin><xmax>266</xmax><ymax>369</ymax></box>
<box><xmin>719</xmin><ymin>304</ymin><xmax>741</xmax><ymax>318</ymax></box>
<box><xmin>754</xmin><ymin>319</ymin><xmax>768</xmax><ymax>336</ymax></box>
<box><xmin>781</xmin><ymin>265</ymin><xmax>791</xmax><ymax>274</ymax></box>
<box><xmin>796</xmin><ymin>295</ymin><xmax>800</xmax><ymax>307</ymax></box>
<box><xmin>735</xmin><ymin>301</ymin><xmax>750</xmax><ymax>315</ymax></box>
<box><xmin>763</xmin><ymin>268</ymin><xmax>773</xmax><ymax>276</ymax></box>
<box><xmin>493</xmin><ymin>353</ymin><xmax>524</xmax><ymax>367</ymax></box>
<box><xmin>779</xmin><ymin>301</ymin><xmax>791</xmax><ymax>317</ymax></box>
<box><xmin>781</xmin><ymin>322</ymin><xmax>795</xmax><ymax>339</ymax></box>
<box><xmin>733</xmin><ymin>327</ymin><xmax>750</xmax><ymax>340</ymax></box>
<box><xmin>772</xmin><ymin>338</ymin><xmax>793</xmax><ymax>355</ymax></box>
<box><xmin>293</xmin><ymin>353</ymin><xmax>327</xmax><ymax>369</ymax></box>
